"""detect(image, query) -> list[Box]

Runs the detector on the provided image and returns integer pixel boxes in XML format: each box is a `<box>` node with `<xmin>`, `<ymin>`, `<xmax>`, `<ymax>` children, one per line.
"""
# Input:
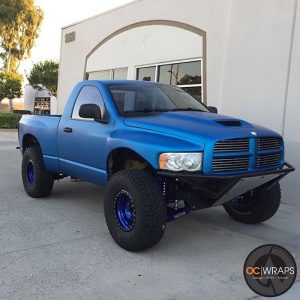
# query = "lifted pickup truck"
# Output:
<box><xmin>19</xmin><ymin>80</ymin><xmax>294</xmax><ymax>251</ymax></box>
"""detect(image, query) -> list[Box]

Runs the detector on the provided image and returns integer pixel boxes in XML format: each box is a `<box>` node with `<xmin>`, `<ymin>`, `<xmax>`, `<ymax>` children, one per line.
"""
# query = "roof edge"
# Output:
<box><xmin>62</xmin><ymin>0</ymin><xmax>142</xmax><ymax>30</ymax></box>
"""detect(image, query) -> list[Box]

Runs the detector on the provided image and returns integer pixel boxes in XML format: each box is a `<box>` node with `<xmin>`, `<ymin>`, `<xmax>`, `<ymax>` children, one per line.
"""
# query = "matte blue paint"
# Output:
<box><xmin>18</xmin><ymin>80</ymin><xmax>285</xmax><ymax>186</ymax></box>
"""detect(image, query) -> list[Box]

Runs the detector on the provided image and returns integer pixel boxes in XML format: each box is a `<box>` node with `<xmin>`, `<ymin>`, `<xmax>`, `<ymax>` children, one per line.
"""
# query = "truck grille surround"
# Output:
<box><xmin>257</xmin><ymin>137</ymin><xmax>281</xmax><ymax>150</ymax></box>
<box><xmin>214</xmin><ymin>138</ymin><xmax>249</xmax><ymax>152</ymax></box>
<box><xmin>212</xmin><ymin>137</ymin><xmax>283</xmax><ymax>173</ymax></box>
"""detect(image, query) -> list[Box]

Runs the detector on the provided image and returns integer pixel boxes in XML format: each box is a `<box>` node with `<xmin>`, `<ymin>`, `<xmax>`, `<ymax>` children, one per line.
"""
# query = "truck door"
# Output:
<box><xmin>58</xmin><ymin>85</ymin><xmax>112</xmax><ymax>186</ymax></box>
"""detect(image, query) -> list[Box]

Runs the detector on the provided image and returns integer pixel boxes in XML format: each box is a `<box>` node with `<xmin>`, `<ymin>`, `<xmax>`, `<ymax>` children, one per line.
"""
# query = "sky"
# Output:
<box><xmin>21</xmin><ymin>0</ymin><xmax>134</xmax><ymax>76</ymax></box>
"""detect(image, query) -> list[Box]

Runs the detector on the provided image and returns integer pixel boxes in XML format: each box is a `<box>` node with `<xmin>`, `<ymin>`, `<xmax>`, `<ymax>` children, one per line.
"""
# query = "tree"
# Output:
<box><xmin>0</xmin><ymin>0</ymin><xmax>43</xmax><ymax>73</ymax></box>
<box><xmin>27</xmin><ymin>60</ymin><xmax>59</xmax><ymax>96</ymax></box>
<box><xmin>0</xmin><ymin>1</ymin><xmax>24</xmax><ymax>25</ymax></box>
<box><xmin>0</xmin><ymin>71</ymin><xmax>22</xmax><ymax>112</ymax></box>
<box><xmin>178</xmin><ymin>74</ymin><xmax>201</xmax><ymax>85</ymax></box>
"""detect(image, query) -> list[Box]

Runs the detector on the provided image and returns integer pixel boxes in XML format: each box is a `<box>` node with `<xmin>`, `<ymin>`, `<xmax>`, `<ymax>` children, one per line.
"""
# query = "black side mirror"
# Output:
<box><xmin>208</xmin><ymin>106</ymin><xmax>218</xmax><ymax>114</ymax></box>
<box><xmin>79</xmin><ymin>104</ymin><xmax>101</xmax><ymax>120</ymax></box>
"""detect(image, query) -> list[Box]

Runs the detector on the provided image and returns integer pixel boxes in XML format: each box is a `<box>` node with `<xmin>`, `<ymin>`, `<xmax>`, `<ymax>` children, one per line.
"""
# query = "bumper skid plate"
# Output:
<box><xmin>157</xmin><ymin>162</ymin><xmax>294</xmax><ymax>208</ymax></box>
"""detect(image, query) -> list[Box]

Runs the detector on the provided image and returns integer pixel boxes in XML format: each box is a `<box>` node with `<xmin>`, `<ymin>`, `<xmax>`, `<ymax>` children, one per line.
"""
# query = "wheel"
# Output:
<box><xmin>104</xmin><ymin>169</ymin><xmax>166</xmax><ymax>251</ymax></box>
<box><xmin>22</xmin><ymin>147</ymin><xmax>54</xmax><ymax>198</ymax></box>
<box><xmin>223</xmin><ymin>183</ymin><xmax>281</xmax><ymax>224</ymax></box>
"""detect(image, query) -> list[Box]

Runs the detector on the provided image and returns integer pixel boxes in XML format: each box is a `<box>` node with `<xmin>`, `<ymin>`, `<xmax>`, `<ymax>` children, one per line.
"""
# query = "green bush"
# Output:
<box><xmin>12</xmin><ymin>109</ymin><xmax>32</xmax><ymax>115</ymax></box>
<box><xmin>0</xmin><ymin>112</ymin><xmax>22</xmax><ymax>128</ymax></box>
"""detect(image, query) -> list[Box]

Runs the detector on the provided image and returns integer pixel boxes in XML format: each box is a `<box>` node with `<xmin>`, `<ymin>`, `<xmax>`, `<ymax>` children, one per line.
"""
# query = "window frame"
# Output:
<box><xmin>71</xmin><ymin>85</ymin><xmax>110</xmax><ymax>123</ymax></box>
<box><xmin>135</xmin><ymin>58</ymin><xmax>203</xmax><ymax>101</ymax></box>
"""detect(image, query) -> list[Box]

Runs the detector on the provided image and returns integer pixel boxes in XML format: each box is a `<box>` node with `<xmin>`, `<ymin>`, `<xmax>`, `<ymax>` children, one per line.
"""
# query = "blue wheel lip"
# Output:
<box><xmin>26</xmin><ymin>161</ymin><xmax>35</xmax><ymax>184</ymax></box>
<box><xmin>114</xmin><ymin>190</ymin><xmax>135</xmax><ymax>231</ymax></box>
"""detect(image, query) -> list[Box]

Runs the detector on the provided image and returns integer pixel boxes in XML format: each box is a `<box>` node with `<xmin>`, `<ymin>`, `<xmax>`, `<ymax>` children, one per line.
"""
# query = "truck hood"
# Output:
<box><xmin>123</xmin><ymin>111</ymin><xmax>281</xmax><ymax>142</ymax></box>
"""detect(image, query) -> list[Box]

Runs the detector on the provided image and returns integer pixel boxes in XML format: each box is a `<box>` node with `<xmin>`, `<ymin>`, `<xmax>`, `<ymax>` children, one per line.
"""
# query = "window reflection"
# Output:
<box><xmin>88</xmin><ymin>70</ymin><xmax>111</xmax><ymax>80</ymax></box>
<box><xmin>158</xmin><ymin>61</ymin><xmax>201</xmax><ymax>85</ymax></box>
<box><xmin>136</xmin><ymin>60</ymin><xmax>203</xmax><ymax>101</ymax></box>
<box><xmin>87</xmin><ymin>68</ymin><xmax>128</xmax><ymax>80</ymax></box>
<box><xmin>181</xmin><ymin>86</ymin><xmax>202</xmax><ymax>101</ymax></box>
<box><xmin>113</xmin><ymin>68</ymin><xmax>128</xmax><ymax>80</ymax></box>
<box><xmin>136</xmin><ymin>66</ymin><xmax>156</xmax><ymax>82</ymax></box>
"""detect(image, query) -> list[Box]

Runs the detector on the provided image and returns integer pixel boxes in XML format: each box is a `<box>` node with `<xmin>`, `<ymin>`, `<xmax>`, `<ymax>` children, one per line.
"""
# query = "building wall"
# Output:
<box><xmin>58</xmin><ymin>0</ymin><xmax>300</xmax><ymax>206</ymax></box>
<box><xmin>220</xmin><ymin>0</ymin><xmax>296</xmax><ymax>133</ymax></box>
<box><xmin>57</xmin><ymin>0</ymin><xmax>230</xmax><ymax>110</ymax></box>
<box><xmin>281</xmin><ymin>0</ymin><xmax>300</xmax><ymax>207</ymax></box>
<box><xmin>86</xmin><ymin>25</ymin><xmax>203</xmax><ymax>76</ymax></box>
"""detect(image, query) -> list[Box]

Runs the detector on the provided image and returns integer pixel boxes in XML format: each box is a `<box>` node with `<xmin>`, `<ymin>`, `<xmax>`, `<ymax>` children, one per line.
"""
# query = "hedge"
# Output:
<box><xmin>0</xmin><ymin>112</ymin><xmax>22</xmax><ymax>129</ymax></box>
<box><xmin>13</xmin><ymin>110</ymin><xmax>32</xmax><ymax>115</ymax></box>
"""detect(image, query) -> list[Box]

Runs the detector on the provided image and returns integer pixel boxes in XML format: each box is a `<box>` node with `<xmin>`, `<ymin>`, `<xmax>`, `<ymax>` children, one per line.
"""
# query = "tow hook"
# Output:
<box><xmin>167</xmin><ymin>207</ymin><xmax>191</xmax><ymax>222</ymax></box>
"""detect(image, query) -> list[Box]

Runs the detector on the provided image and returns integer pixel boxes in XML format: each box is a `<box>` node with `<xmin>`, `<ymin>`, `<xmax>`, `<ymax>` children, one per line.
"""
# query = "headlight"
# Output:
<box><xmin>159</xmin><ymin>152</ymin><xmax>203</xmax><ymax>171</ymax></box>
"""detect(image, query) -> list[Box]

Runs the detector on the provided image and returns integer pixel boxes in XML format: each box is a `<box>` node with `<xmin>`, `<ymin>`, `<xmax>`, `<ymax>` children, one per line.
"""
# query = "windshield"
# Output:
<box><xmin>107</xmin><ymin>83</ymin><xmax>209</xmax><ymax>115</ymax></box>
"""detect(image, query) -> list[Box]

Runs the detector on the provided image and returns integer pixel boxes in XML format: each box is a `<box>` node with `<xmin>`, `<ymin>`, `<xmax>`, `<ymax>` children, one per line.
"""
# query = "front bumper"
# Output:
<box><xmin>156</xmin><ymin>162</ymin><xmax>294</xmax><ymax>208</ymax></box>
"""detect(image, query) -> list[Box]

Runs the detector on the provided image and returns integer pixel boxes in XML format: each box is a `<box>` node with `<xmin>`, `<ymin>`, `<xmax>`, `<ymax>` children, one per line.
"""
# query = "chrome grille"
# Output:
<box><xmin>214</xmin><ymin>138</ymin><xmax>249</xmax><ymax>153</ymax></box>
<box><xmin>257</xmin><ymin>137</ymin><xmax>281</xmax><ymax>150</ymax></box>
<box><xmin>257</xmin><ymin>153</ymin><xmax>281</xmax><ymax>168</ymax></box>
<box><xmin>213</xmin><ymin>157</ymin><xmax>249</xmax><ymax>172</ymax></box>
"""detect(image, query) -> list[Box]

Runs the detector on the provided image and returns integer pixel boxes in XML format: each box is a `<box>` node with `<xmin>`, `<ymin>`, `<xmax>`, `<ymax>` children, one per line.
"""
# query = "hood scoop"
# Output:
<box><xmin>216</xmin><ymin>120</ymin><xmax>242</xmax><ymax>127</ymax></box>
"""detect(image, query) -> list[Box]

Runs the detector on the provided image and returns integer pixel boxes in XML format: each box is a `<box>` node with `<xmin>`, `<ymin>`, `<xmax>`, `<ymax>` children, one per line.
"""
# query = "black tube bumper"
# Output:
<box><xmin>156</xmin><ymin>162</ymin><xmax>294</xmax><ymax>208</ymax></box>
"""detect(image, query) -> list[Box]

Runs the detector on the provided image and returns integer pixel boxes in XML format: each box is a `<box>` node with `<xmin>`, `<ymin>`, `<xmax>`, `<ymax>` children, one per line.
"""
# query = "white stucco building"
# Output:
<box><xmin>57</xmin><ymin>0</ymin><xmax>300</xmax><ymax>206</ymax></box>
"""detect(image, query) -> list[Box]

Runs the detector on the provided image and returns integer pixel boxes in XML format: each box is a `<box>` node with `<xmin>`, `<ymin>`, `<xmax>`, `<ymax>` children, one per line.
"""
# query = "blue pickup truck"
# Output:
<box><xmin>18</xmin><ymin>80</ymin><xmax>294</xmax><ymax>251</ymax></box>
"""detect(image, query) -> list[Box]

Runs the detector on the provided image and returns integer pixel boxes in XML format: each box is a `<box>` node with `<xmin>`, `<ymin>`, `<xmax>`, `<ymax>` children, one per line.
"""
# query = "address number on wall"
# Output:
<box><xmin>65</xmin><ymin>31</ymin><xmax>76</xmax><ymax>43</ymax></box>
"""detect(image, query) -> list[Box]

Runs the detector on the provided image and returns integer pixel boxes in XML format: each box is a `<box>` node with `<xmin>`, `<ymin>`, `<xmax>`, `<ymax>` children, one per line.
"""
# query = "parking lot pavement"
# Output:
<box><xmin>0</xmin><ymin>129</ymin><xmax>299</xmax><ymax>300</ymax></box>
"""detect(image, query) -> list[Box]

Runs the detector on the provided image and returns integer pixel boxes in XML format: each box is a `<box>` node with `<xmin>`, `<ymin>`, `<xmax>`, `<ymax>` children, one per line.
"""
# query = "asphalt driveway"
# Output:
<box><xmin>0</xmin><ymin>129</ymin><xmax>299</xmax><ymax>299</ymax></box>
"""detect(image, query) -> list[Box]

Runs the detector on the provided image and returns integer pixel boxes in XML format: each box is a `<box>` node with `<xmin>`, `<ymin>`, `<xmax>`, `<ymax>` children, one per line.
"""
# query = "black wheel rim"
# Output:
<box><xmin>231</xmin><ymin>191</ymin><xmax>258</xmax><ymax>214</ymax></box>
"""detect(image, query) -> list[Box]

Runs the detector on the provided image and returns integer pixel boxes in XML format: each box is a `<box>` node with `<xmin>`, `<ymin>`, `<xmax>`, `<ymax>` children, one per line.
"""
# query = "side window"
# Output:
<box><xmin>72</xmin><ymin>86</ymin><xmax>108</xmax><ymax>120</ymax></box>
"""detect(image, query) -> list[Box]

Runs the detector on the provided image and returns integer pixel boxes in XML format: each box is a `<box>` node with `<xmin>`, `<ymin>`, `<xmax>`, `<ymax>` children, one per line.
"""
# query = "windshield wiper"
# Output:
<box><xmin>123</xmin><ymin>107</ymin><xmax>206</xmax><ymax>115</ymax></box>
<box><xmin>169</xmin><ymin>108</ymin><xmax>206</xmax><ymax>112</ymax></box>
<box><xmin>123</xmin><ymin>108</ymin><xmax>169</xmax><ymax>114</ymax></box>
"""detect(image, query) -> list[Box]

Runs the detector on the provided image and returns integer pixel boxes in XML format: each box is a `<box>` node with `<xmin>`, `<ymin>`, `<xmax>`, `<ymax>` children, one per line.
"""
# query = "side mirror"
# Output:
<box><xmin>208</xmin><ymin>106</ymin><xmax>218</xmax><ymax>114</ymax></box>
<box><xmin>79</xmin><ymin>104</ymin><xmax>101</xmax><ymax>120</ymax></box>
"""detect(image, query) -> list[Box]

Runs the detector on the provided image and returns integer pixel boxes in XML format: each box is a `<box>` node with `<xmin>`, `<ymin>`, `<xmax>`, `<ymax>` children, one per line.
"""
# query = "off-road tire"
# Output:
<box><xmin>223</xmin><ymin>183</ymin><xmax>281</xmax><ymax>224</ymax></box>
<box><xmin>104</xmin><ymin>169</ymin><xmax>166</xmax><ymax>251</ymax></box>
<box><xmin>22</xmin><ymin>147</ymin><xmax>54</xmax><ymax>198</ymax></box>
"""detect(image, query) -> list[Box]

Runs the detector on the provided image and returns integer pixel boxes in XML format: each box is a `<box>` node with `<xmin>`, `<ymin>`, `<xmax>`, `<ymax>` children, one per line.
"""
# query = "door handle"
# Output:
<box><xmin>64</xmin><ymin>127</ymin><xmax>73</xmax><ymax>133</ymax></box>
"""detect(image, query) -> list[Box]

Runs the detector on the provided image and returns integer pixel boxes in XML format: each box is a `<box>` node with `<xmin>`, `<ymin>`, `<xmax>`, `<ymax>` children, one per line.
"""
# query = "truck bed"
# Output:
<box><xmin>19</xmin><ymin>114</ymin><xmax>62</xmax><ymax>173</ymax></box>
